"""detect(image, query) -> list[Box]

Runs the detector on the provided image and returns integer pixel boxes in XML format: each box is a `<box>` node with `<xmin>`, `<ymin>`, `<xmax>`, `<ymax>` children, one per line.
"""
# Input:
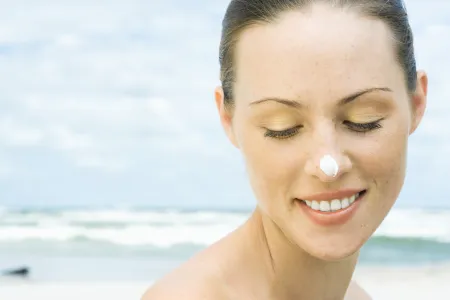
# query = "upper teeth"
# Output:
<box><xmin>303</xmin><ymin>193</ymin><xmax>359</xmax><ymax>212</ymax></box>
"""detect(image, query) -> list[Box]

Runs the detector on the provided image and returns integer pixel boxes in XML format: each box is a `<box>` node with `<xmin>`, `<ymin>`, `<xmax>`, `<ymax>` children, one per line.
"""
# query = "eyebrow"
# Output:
<box><xmin>249</xmin><ymin>87</ymin><xmax>393</xmax><ymax>108</ymax></box>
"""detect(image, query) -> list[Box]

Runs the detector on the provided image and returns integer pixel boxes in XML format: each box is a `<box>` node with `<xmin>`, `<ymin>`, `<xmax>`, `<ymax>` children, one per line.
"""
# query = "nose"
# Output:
<box><xmin>304</xmin><ymin>146</ymin><xmax>352</xmax><ymax>182</ymax></box>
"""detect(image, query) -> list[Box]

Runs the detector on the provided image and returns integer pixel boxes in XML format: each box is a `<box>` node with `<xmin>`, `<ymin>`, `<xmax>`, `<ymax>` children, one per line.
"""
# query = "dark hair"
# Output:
<box><xmin>219</xmin><ymin>0</ymin><xmax>416</xmax><ymax>106</ymax></box>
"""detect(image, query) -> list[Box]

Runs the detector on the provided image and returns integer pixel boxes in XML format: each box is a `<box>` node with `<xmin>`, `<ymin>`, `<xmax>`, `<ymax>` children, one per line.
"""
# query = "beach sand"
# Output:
<box><xmin>353</xmin><ymin>264</ymin><xmax>450</xmax><ymax>299</ymax></box>
<box><xmin>0</xmin><ymin>281</ymin><xmax>149</xmax><ymax>300</ymax></box>
<box><xmin>0</xmin><ymin>265</ymin><xmax>448</xmax><ymax>300</ymax></box>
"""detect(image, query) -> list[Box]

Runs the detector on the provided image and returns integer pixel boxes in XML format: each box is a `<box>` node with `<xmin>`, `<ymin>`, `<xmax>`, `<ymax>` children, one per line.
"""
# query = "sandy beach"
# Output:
<box><xmin>0</xmin><ymin>280</ymin><xmax>150</xmax><ymax>300</ymax></box>
<box><xmin>0</xmin><ymin>264</ymin><xmax>448</xmax><ymax>300</ymax></box>
<box><xmin>352</xmin><ymin>264</ymin><xmax>450</xmax><ymax>299</ymax></box>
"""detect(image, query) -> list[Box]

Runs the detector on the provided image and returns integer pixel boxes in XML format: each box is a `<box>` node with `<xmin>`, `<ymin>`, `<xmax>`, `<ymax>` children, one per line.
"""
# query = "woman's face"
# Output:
<box><xmin>216</xmin><ymin>5</ymin><xmax>427</xmax><ymax>260</ymax></box>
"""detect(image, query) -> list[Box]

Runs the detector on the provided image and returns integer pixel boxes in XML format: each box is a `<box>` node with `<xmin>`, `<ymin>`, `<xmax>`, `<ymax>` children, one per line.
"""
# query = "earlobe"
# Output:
<box><xmin>214</xmin><ymin>86</ymin><xmax>239</xmax><ymax>148</ymax></box>
<box><xmin>409</xmin><ymin>71</ymin><xmax>428</xmax><ymax>135</ymax></box>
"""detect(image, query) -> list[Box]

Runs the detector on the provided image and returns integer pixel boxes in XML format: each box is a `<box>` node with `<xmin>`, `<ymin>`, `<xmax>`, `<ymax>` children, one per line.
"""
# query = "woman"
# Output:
<box><xmin>143</xmin><ymin>0</ymin><xmax>428</xmax><ymax>299</ymax></box>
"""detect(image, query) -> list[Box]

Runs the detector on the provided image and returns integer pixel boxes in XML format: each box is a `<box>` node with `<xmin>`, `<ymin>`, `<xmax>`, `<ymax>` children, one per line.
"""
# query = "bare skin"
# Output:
<box><xmin>142</xmin><ymin>210</ymin><xmax>372</xmax><ymax>300</ymax></box>
<box><xmin>143</xmin><ymin>3</ymin><xmax>427</xmax><ymax>300</ymax></box>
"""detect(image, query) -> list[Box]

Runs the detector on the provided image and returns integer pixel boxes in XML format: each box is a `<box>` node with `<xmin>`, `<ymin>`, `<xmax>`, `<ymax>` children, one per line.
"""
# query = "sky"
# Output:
<box><xmin>0</xmin><ymin>0</ymin><xmax>449</xmax><ymax>209</ymax></box>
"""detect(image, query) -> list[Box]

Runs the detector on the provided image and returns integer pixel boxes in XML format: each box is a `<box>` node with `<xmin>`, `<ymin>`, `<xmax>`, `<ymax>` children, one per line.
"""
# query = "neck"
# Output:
<box><xmin>241</xmin><ymin>208</ymin><xmax>359</xmax><ymax>300</ymax></box>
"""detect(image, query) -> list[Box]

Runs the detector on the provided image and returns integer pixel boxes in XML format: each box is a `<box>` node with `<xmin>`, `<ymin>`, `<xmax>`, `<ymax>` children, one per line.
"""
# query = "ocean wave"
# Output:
<box><xmin>373</xmin><ymin>208</ymin><xmax>450</xmax><ymax>243</ymax></box>
<box><xmin>0</xmin><ymin>224</ymin><xmax>237</xmax><ymax>246</ymax></box>
<box><xmin>1</xmin><ymin>236</ymin><xmax>448</xmax><ymax>266</ymax></box>
<box><xmin>0</xmin><ymin>209</ymin><xmax>248</xmax><ymax>226</ymax></box>
<box><xmin>0</xmin><ymin>208</ymin><xmax>449</xmax><ymax>246</ymax></box>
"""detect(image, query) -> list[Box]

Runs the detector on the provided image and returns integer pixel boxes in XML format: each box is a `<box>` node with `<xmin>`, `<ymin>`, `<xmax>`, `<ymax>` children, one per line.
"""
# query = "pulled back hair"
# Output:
<box><xmin>219</xmin><ymin>0</ymin><xmax>416</xmax><ymax>106</ymax></box>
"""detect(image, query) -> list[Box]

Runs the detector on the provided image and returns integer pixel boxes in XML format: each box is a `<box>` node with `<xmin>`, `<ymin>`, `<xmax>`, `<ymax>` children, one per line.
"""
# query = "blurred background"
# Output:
<box><xmin>0</xmin><ymin>0</ymin><xmax>449</xmax><ymax>288</ymax></box>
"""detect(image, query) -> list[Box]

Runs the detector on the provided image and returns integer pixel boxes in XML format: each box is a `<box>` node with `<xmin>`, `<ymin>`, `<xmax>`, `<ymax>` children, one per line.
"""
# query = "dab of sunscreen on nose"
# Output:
<box><xmin>320</xmin><ymin>155</ymin><xmax>339</xmax><ymax>177</ymax></box>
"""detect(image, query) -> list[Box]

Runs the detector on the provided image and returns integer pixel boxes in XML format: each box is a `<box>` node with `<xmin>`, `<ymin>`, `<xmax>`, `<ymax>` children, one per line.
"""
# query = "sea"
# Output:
<box><xmin>0</xmin><ymin>206</ymin><xmax>449</xmax><ymax>282</ymax></box>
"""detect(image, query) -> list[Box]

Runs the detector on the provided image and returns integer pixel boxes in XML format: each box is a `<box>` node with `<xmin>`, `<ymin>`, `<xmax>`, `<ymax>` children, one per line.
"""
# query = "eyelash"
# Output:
<box><xmin>264</xmin><ymin>120</ymin><xmax>383</xmax><ymax>140</ymax></box>
<box><xmin>343</xmin><ymin>120</ymin><xmax>383</xmax><ymax>132</ymax></box>
<box><xmin>264</xmin><ymin>126</ymin><xmax>302</xmax><ymax>139</ymax></box>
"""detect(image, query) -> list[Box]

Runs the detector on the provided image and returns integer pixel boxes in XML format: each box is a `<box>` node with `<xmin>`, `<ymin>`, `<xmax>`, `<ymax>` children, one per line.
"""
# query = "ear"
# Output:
<box><xmin>409</xmin><ymin>71</ymin><xmax>428</xmax><ymax>135</ymax></box>
<box><xmin>214</xmin><ymin>86</ymin><xmax>239</xmax><ymax>148</ymax></box>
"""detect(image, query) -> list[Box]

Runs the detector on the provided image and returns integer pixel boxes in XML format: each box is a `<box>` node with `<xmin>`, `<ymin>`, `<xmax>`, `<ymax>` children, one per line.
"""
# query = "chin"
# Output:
<box><xmin>308</xmin><ymin>246</ymin><xmax>361</xmax><ymax>262</ymax></box>
<box><xmin>294</xmin><ymin>234</ymin><xmax>368</xmax><ymax>262</ymax></box>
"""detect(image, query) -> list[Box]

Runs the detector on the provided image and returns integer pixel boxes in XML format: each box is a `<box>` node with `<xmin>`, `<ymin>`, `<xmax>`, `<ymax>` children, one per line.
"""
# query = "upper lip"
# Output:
<box><xmin>298</xmin><ymin>189</ymin><xmax>365</xmax><ymax>202</ymax></box>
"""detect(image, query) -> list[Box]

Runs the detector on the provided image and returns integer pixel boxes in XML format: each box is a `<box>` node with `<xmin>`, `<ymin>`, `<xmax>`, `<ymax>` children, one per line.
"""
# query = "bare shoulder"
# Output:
<box><xmin>345</xmin><ymin>280</ymin><xmax>372</xmax><ymax>300</ymax></box>
<box><xmin>141</xmin><ymin>270</ymin><xmax>227</xmax><ymax>300</ymax></box>
<box><xmin>141</xmin><ymin>250</ymin><xmax>228</xmax><ymax>300</ymax></box>
<box><xmin>141</xmin><ymin>278</ymin><xmax>223</xmax><ymax>300</ymax></box>
<box><xmin>141</xmin><ymin>228</ymin><xmax>245</xmax><ymax>300</ymax></box>
<box><xmin>141</xmin><ymin>262</ymin><xmax>228</xmax><ymax>300</ymax></box>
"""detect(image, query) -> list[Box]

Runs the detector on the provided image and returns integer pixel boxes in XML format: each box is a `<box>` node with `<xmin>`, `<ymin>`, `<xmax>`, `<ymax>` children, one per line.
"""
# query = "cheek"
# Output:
<box><xmin>380</xmin><ymin>122</ymin><xmax>408</xmax><ymax>174</ymax></box>
<box><xmin>358</xmin><ymin>121</ymin><xmax>409</xmax><ymax>201</ymax></box>
<box><xmin>239</xmin><ymin>128</ymin><xmax>301</xmax><ymax>205</ymax></box>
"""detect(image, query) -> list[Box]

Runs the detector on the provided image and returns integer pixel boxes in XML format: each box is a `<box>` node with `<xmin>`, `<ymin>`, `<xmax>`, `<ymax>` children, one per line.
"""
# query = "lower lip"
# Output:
<box><xmin>296</xmin><ymin>192</ymin><xmax>365</xmax><ymax>226</ymax></box>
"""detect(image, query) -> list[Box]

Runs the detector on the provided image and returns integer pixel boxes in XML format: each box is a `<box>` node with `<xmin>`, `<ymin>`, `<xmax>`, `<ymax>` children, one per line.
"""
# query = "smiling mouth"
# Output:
<box><xmin>298</xmin><ymin>190</ymin><xmax>367</xmax><ymax>213</ymax></box>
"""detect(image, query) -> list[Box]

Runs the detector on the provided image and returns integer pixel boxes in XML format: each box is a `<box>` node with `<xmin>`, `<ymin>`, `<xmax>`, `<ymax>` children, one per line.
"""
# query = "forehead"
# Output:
<box><xmin>233</xmin><ymin>4</ymin><xmax>405</xmax><ymax>104</ymax></box>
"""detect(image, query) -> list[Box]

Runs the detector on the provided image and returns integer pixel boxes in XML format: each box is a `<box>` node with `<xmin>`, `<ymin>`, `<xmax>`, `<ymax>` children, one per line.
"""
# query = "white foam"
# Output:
<box><xmin>374</xmin><ymin>208</ymin><xmax>450</xmax><ymax>243</ymax></box>
<box><xmin>0</xmin><ymin>208</ymin><xmax>449</xmax><ymax>246</ymax></box>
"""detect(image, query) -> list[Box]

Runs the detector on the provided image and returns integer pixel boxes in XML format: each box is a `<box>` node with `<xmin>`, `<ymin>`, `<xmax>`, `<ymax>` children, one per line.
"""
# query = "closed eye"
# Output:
<box><xmin>344</xmin><ymin>119</ymin><xmax>383</xmax><ymax>132</ymax></box>
<box><xmin>264</xmin><ymin>126</ymin><xmax>302</xmax><ymax>139</ymax></box>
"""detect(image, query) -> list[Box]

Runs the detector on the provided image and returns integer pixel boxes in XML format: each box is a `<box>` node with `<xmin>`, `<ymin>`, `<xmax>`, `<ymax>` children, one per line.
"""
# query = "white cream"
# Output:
<box><xmin>319</xmin><ymin>155</ymin><xmax>339</xmax><ymax>177</ymax></box>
